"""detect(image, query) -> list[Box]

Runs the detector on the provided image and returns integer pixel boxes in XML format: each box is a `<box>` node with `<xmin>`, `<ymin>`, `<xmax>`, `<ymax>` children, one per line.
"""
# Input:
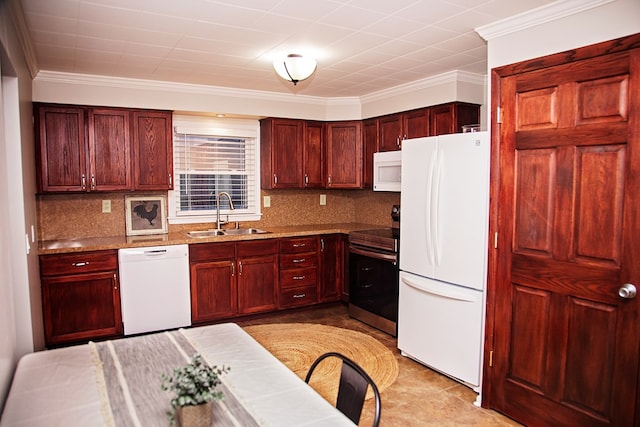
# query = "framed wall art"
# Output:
<box><xmin>125</xmin><ymin>195</ymin><xmax>168</xmax><ymax>236</ymax></box>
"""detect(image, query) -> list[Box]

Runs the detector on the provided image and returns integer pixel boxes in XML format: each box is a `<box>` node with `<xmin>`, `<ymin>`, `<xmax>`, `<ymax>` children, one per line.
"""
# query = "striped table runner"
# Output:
<box><xmin>91</xmin><ymin>330</ymin><xmax>260</xmax><ymax>427</ymax></box>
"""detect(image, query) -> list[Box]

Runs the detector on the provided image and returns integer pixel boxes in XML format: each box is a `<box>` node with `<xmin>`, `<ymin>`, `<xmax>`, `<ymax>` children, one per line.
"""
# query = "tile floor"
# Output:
<box><xmin>235</xmin><ymin>303</ymin><xmax>523</xmax><ymax>427</ymax></box>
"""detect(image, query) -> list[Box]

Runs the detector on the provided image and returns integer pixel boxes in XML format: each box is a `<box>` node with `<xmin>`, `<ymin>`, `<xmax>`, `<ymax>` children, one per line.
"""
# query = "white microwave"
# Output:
<box><xmin>373</xmin><ymin>150</ymin><xmax>401</xmax><ymax>192</ymax></box>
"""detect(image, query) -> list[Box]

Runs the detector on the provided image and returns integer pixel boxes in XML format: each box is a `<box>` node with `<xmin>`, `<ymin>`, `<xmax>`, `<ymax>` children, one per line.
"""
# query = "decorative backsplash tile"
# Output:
<box><xmin>37</xmin><ymin>190</ymin><xmax>400</xmax><ymax>241</ymax></box>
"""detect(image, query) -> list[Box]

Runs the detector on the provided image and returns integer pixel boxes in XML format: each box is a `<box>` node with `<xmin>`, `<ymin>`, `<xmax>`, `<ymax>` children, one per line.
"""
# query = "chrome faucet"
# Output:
<box><xmin>215</xmin><ymin>192</ymin><xmax>235</xmax><ymax>230</ymax></box>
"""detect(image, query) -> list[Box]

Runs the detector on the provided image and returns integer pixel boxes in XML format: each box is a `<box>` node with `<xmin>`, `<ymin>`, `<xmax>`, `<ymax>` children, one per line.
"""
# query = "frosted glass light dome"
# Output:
<box><xmin>273</xmin><ymin>54</ymin><xmax>317</xmax><ymax>85</ymax></box>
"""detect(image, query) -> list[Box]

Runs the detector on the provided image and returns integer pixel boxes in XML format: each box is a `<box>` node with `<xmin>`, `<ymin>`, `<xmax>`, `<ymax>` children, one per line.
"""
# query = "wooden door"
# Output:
<box><xmin>378</xmin><ymin>113</ymin><xmax>402</xmax><ymax>151</ymax></box>
<box><xmin>486</xmin><ymin>37</ymin><xmax>640</xmax><ymax>427</ymax></box>
<box><xmin>319</xmin><ymin>234</ymin><xmax>342</xmax><ymax>302</ymax></box>
<box><xmin>403</xmin><ymin>108</ymin><xmax>430</xmax><ymax>139</ymax></box>
<box><xmin>132</xmin><ymin>110</ymin><xmax>173</xmax><ymax>190</ymax></box>
<box><xmin>260</xmin><ymin>118</ymin><xmax>303</xmax><ymax>188</ymax></box>
<box><xmin>42</xmin><ymin>271</ymin><xmax>122</xmax><ymax>346</ymax></box>
<box><xmin>303</xmin><ymin>121</ymin><xmax>324</xmax><ymax>188</ymax></box>
<box><xmin>237</xmin><ymin>254</ymin><xmax>278</xmax><ymax>314</ymax></box>
<box><xmin>362</xmin><ymin>118</ymin><xmax>378</xmax><ymax>188</ymax></box>
<box><xmin>190</xmin><ymin>260</ymin><xmax>237</xmax><ymax>323</ymax></box>
<box><xmin>325</xmin><ymin>121</ymin><xmax>363</xmax><ymax>188</ymax></box>
<box><xmin>88</xmin><ymin>108</ymin><xmax>131</xmax><ymax>191</ymax></box>
<box><xmin>35</xmin><ymin>105</ymin><xmax>87</xmax><ymax>192</ymax></box>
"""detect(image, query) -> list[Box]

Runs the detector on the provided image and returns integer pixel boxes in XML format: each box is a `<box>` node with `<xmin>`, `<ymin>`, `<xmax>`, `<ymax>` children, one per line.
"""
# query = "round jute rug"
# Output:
<box><xmin>243</xmin><ymin>323</ymin><xmax>398</xmax><ymax>404</ymax></box>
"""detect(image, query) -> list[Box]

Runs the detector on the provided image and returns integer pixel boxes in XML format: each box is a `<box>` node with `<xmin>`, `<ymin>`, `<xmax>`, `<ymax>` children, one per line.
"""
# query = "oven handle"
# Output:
<box><xmin>350</xmin><ymin>246</ymin><xmax>397</xmax><ymax>264</ymax></box>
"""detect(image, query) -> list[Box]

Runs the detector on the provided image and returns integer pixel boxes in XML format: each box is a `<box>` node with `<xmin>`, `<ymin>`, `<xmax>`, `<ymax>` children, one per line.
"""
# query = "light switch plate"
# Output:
<box><xmin>102</xmin><ymin>199</ymin><xmax>111</xmax><ymax>213</ymax></box>
<box><xmin>320</xmin><ymin>194</ymin><xmax>326</xmax><ymax>205</ymax></box>
<box><xmin>263</xmin><ymin>196</ymin><xmax>271</xmax><ymax>208</ymax></box>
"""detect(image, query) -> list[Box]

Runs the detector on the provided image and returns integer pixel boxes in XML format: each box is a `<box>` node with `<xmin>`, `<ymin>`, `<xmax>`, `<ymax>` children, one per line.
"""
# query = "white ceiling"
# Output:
<box><xmin>19</xmin><ymin>0</ymin><xmax>555</xmax><ymax>98</ymax></box>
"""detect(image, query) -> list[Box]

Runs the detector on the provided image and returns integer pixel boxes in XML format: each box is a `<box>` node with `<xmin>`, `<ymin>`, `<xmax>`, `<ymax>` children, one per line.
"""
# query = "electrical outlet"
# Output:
<box><xmin>263</xmin><ymin>196</ymin><xmax>271</xmax><ymax>208</ymax></box>
<box><xmin>102</xmin><ymin>199</ymin><xmax>111</xmax><ymax>213</ymax></box>
<box><xmin>320</xmin><ymin>194</ymin><xmax>326</xmax><ymax>205</ymax></box>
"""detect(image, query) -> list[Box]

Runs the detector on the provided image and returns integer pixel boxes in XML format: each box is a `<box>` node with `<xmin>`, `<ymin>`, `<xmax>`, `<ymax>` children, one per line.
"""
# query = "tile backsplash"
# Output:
<box><xmin>37</xmin><ymin>189</ymin><xmax>400</xmax><ymax>241</ymax></box>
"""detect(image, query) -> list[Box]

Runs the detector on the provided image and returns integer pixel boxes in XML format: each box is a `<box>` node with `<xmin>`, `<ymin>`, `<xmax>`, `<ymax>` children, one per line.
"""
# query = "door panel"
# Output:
<box><xmin>488</xmin><ymin>41</ymin><xmax>640</xmax><ymax>427</ymax></box>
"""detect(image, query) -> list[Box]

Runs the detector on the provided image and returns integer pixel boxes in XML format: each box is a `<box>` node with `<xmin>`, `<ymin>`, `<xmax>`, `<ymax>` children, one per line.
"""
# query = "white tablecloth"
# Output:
<box><xmin>0</xmin><ymin>323</ymin><xmax>355</xmax><ymax>427</ymax></box>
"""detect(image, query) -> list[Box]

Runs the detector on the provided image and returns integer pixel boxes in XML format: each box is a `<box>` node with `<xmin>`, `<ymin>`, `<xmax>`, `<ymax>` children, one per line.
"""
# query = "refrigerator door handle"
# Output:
<box><xmin>426</xmin><ymin>150</ymin><xmax>437</xmax><ymax>264</ymax></box>
<box><xmin>433</xmin><ymin>149</ymin><xmax>444</xmax><ymax>266</ymax></box>
<box><xmin>401</xmin><ymin>275</ymin><xmax>478</xmax><ymax>303</ymax></box>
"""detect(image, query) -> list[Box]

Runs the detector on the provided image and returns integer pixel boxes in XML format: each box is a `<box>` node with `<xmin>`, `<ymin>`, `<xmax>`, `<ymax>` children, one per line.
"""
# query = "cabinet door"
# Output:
<box><xmin>319</xmin><ymin>234</ymin><xmax>342</xmax><ymax>302</ymax></box>
<box><xmin>42</xmin><ymin>271</ymin><xmax>122</xmax><ymax>346</ymax></box>
<box><xmin>88</xmin><ymin>108</ymin><xmax>131</xmax><ymax>191</ymax></box>
<box><xmin>132</xmin><ymin>110</ymin><xmax>173</xmax><ymax>190</ymax></box>
<box><xmin>403</xmin><ymin>108</ymin><xmax>430</xmax><ymax>139</ymax></box>
<box><xmin>430</xmin><ymin>102</ymin><xmax>480</xmax><ymax>136</ymax></box>
<box><xmin>378</xmin><ymin>114</ymin><xmax>402</xmax><ymax>151</ymax></box>
<box><xmin>363</xmin><ymin>118</ymin><xmax>378</xmax><ymax>189</ymax></box>
<box><xmin>35</xmin><ymin>105</ymin><xmax>87</xmax><ymax>192</ymax></box>
<box><xmin>190</xmin><ymin>260</ymin><xmax>237</xmax><ymax>323</ymax></box>
<box><xmin>237</xmin><ymin>254</ymin><xmax>278</xmax><ymax>314</ymax></box>
<box><xmin>325</xmin><ymin>121</ymin><xmax>363</xmax><ymax>188</ymax></box>
<box><xmin>260</xmin><ymin>118</ymin><xmax>303</xmax><ymax>188</ymax></box>
<box><xmin>303</xmin><ymin>121</ymin><xmax>324</xmax><ymax>188</ymax></box>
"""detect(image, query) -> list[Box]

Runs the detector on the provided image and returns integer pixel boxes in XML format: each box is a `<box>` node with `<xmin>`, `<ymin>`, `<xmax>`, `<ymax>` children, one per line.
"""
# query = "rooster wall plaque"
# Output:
<box><xmin>125</xmin><ymin>195</ymin><xmax>168</xmax><ymax>236</ymax></box>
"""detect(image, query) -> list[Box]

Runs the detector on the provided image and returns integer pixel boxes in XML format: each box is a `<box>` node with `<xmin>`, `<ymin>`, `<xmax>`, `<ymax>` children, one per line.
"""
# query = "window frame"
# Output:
<box><xmin>168</xmin><ymin>115</ymin><xmax>262</xmax><ymax>225</ymax></box>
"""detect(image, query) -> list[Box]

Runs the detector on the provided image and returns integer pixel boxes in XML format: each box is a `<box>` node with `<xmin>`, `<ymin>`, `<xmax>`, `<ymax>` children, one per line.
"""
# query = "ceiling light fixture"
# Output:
<box><xmin>273</xmin><ymin>54</ymin><xmax>317</xmax><ymax>85</ymax></box>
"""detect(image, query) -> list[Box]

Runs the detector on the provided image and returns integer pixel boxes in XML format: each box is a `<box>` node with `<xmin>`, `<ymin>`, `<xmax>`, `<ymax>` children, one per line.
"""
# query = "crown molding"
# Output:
<box><xmin>7</xmin><ymin>0</ymin><xmax>39</xmax><ymax>78</ymax></box>
<box><xmin>476</xmin><ymin>0</ymin><xmax>614</xmax><ymax>41</ymax></box>
<box><xmin>360</xmin><ymin>70</ymin><xmax>486</xmax><ymax>104</ymax></box>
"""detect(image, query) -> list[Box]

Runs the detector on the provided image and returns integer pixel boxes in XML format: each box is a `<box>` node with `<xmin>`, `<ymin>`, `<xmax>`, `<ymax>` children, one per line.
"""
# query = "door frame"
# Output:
<box><xmin>482</xmin><ymin>33</ymin><xmax>640</xmax><ymax>415</ymax></box>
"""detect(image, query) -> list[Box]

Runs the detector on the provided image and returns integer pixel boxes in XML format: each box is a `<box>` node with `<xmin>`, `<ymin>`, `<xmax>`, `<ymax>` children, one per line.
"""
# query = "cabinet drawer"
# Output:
<box><xmin>280</xmin><ymin>267</ymin><xmax>317</xmax><ymax>288</ymax></box>
<box><xmin>280</xmin><ymin>285</ymin><xmax>317</xmax><ymax>308</ymax></box>
<box><xmin>237</xmin><ymin>239</ymin><xmax>278</xmax><ymax>257</ymax></box>
<box><xmin>280</xmin><ymin>252</ymin><xmax>317</xmax><ymax>269</ymax></box>
<box><xmin>40</xmin><ymin>250</ymin><xmax>118</xmax><ymax>276</ymax></box>
<box><xmin>280</xmin><ymin>236</ymin><xmax>317</xmax><ymax>253</ymax></box>
<box><xmin>189</xmin><ymin>242</ymin><xmax>235</xmax><ymax>263</ymax></box>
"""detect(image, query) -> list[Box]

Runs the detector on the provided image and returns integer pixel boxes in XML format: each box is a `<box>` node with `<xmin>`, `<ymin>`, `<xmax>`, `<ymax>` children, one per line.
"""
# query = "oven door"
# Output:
<box><xmin>348</xmin><ymin>245</ymin><xmax>399</xmax><ymax>335</ymax></box>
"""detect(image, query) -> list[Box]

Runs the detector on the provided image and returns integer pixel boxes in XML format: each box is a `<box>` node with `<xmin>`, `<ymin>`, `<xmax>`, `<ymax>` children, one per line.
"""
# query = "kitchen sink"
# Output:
<box><xmin>221</xmin><ymin>228</ymin><xmax>269</xmax><ymax>235</ymax></box>
<box><xmin>186</xmin><ymin>228</ymin><xmax>269</xmax><ymax>238</ymax></box>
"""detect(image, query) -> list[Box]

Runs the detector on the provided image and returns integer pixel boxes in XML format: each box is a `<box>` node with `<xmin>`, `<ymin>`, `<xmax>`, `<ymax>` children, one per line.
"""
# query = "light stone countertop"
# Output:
<box><xmin>37</xmin><ymin>222</ymin><xmax>383</xmax><ymax>255</ymax></box>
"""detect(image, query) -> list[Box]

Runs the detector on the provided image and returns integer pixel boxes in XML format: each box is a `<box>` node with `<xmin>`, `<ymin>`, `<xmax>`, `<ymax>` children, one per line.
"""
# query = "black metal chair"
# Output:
<box><xmin>304</xmin><ymin>352</ymin><xmax>382</xmax><ymax>427</ymax></box>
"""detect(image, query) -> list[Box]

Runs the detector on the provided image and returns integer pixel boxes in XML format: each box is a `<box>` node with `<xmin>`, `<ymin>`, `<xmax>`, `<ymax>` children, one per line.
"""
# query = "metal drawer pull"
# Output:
<box><xmin>292</xmin><ymin>243</ymin><xmax>306</xmax><ymax>248</ymax></box>
<box><xmin>293</xmin><ymin>258</ymin><xmax>305</xmax><ymax>263</ymax></box>
<box><xmin>72</xmin><ymin>261</ymin><xmax>90</xmax><ymax>267</ymax></box>
<box><xmin>293</xmin><ymin>293</ymin><xmax>306</xmax><ymax>299</ymax></box>
<box><xmin>293</xmin><ymin>275</ymin><xmax>306</xmax><ymax>280</ymax></box>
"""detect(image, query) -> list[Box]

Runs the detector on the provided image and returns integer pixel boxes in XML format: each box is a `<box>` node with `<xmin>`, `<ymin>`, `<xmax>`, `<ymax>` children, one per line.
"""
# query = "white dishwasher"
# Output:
<box><xmin>118</xmin><ymin>244</ymin><xmax>191</xmax><ymax>335</ymax></box>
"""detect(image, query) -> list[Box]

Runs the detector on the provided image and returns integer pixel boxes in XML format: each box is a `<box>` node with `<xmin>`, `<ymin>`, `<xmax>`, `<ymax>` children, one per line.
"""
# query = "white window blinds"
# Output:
<box><xmin>170</xmin><ymin>117</ymin><xmax>260</xmax><ymax>222</ymax></box>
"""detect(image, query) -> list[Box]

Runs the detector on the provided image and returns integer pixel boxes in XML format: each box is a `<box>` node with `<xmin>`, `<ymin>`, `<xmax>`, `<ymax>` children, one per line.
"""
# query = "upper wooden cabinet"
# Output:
<box><xmin>378</xmin><ymin>107</ymin><xmax>430</xmax><ymax>151</ymax></box>
<box><xmin>303</xmin><ymin>121</ymin><xmax>324</xmax><ymax>188</ymax></box>
<box><xmin>429</xmin><ymin>102</ymin><xmax>479</xmax><ymax>135</ymax></box>
<box><xmin>325</xmin><ymin>120</ymin><xmax>363</xmax><ymax>189</ymax></box>
<box><xmin>260</xmin><ymin>118</ymin><xmax>304</xmax><ymax>189</ymax></box>
<box><xmin>132</xmin><ymin>110</ymin><xmax>173</xmax><ymax>190</ymax></box>
<box><xmin>35</xmin><ymin>103</ymin><xmax>173</xmax><ymax>193</ymax></box>
<box><xmin>362</xmin><ymin>118</ymin><xmax>378</xmax><ymax>189</ymax></box>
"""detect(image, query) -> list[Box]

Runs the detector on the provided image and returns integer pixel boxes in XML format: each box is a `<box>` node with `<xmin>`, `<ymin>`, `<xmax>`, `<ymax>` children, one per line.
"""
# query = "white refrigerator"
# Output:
<box><xmin>398</xmin><ymin>131</ymin><xmax>490</xmax><ymax>392</ymax></box>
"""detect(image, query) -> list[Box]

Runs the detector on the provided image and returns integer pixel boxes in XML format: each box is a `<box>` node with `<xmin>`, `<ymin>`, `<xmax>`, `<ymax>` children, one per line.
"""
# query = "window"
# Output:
<box><xmin>168</xmin><ymin>115</ymin><xmax>261</xmax><ymax>224</ymax></box>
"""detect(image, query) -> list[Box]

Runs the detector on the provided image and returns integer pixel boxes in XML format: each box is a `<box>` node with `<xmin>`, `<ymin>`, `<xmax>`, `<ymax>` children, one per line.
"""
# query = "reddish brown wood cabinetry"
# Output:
<box><xmin>260</xmin><ymin>118</ymin><xmax>304</xmax><ymax>189</ymax></box>
<box><xmin>363</xmin><ymin>118</ymin><xmax>378</xmax><ymax>189</ymax></box>
<box><xmin>40</xmin><ymin>250</ymin><xmax>122</xmax><ymax>346</ymax></box>
<box><xmin>279</xmin><ymin>236</ymin><xmax>318</xmax><ymax>308</ymax></box>
<box><xmin>429</xmin><ymin>102</ymin><xmax>479</xmax><ymax>135</ymax></box>
<box><xmin>190</xmin><ymin>239</ymin><xmax>278</xmax><ymax>323</ymax></box>
<box><xmin>378</xmin><ymin>108</ymin><xmax>430</xmax><ymax>151</ymax></box>
<box><xmin>318</xmin><ymin>234</ymin><xmax>343</xmax><ymax>303</ymax></box>
<box><xmin>132</xmin><ymin>110</ymin><xmax>174</xmax><ymax>190</ymax></box>
<box><xmin>303</xmin><ymin>121</ymin><xmax>324</xmax><ymax>188</ymax></box>
<box><xmin>35</xmin><ymin>103</ymin><xmax>173</xmax><ymax>193</ymax></box>
<box><xmin>325</xmin><ymin>120</ymin><xmax>363</xmax><ymax>188</ymax></box>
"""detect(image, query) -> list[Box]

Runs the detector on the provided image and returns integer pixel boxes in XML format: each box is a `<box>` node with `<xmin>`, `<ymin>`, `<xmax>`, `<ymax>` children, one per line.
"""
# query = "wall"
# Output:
<box><xmin>0</xmin><ymin>0</ymin><xmax>40</xmax><ymax>411</ymax></box>
<box><xmin>37</xmin><ymin>189</ymin><xmax>400</xmax><ymax>241</ymax></box>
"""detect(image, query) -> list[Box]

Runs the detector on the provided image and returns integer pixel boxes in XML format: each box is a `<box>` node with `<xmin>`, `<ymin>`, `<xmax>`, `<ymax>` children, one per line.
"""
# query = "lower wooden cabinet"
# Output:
<box><xmin>40</xmin><ymin>250</ymin><xmax>122</xmax><ymax>347</ymax></box>
<box><xmin>279</xmin><ymin>236</ymin><xmax>319</xmax><ymax>308</ymax></box>
<box><xmin>190</xmin><ymin>239</ymin><xmax>278</xmax><ymax>323</ymax></box>
<box><xmin>319</xmin><ymin>234</ymin><xmax>343</xmax><ymax>303</ymax></box>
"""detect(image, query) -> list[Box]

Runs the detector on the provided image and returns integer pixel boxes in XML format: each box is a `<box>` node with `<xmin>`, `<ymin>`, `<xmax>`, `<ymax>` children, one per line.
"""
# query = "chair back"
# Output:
<box><xmin>305</xmin><ymin>352</ymin><xmax>381</xmax><ymax>427</ymax></box>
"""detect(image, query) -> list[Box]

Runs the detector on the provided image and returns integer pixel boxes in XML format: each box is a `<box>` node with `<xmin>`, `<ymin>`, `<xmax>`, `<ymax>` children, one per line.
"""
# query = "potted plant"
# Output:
<box><xmin>161</xmin><ymin>353</ymin><xmax>230</xmax><ymax>426</ymax></box>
